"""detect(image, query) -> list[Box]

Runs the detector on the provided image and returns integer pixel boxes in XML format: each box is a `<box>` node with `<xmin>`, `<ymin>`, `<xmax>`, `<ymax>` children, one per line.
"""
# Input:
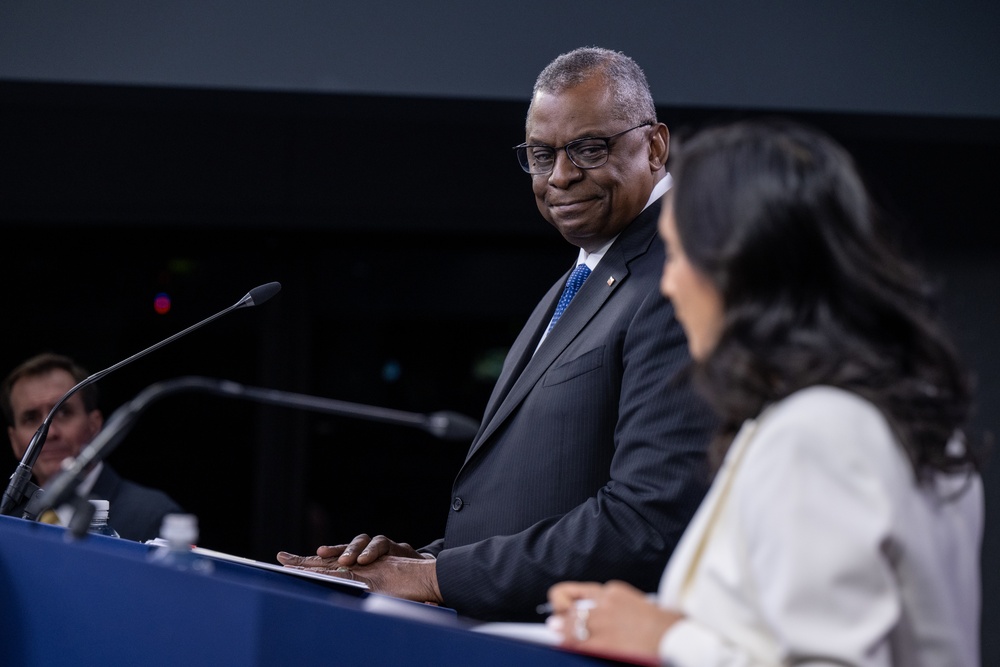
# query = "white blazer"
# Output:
<box><xmin>657</xmin><ymin>386</ymin><xmax>983</xmax><ymax>666</ymax></box>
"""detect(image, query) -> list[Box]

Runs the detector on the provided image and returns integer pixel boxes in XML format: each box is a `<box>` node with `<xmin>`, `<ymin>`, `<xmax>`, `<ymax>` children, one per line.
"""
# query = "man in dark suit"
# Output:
<box><xmin>2</xmin><ymin>352</ymin><xmax>183</xmax><ymax>542</ymax></box>
<box><xmin>278</xmin><ymin>47</ymin><xmax>715</xmax><ymax>621</ymax></box>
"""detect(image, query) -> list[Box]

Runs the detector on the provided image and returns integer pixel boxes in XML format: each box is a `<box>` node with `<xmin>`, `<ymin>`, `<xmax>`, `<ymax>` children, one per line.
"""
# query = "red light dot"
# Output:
<box><xmin>154</xmin><ymin>293</ymin><xmax>172</xmax><ymax>315</ymax></box>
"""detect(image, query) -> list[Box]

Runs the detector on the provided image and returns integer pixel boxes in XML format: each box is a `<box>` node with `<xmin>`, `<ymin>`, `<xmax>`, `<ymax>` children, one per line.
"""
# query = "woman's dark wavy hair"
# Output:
<box><xmin>670</xmin><ymin>118</ymin><xmax>977</xmax><ymax>479</ymax></box>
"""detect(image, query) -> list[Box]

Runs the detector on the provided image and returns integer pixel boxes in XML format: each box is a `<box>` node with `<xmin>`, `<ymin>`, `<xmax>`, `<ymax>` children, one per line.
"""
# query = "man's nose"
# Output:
<box><xmin>45</xmin><ymin>421</ymin><xmax>62</xmax><ymax>440</ymax></box>
<box><xmin>548</xmin><ymin>150</ymin><xmax>582</xmax><ymax>185</ymax></box>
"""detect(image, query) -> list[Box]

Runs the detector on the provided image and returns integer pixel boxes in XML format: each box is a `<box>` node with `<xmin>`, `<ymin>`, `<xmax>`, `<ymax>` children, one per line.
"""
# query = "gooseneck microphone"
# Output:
<box><xmin>41</xmin><ymin>376</ymin><xmax>481</xmax><ymax>537</ymax></box>
<box><xmin>0</xmin><ymin>282</ymin><xmax>282</xmax><ymax>519</ymax></box>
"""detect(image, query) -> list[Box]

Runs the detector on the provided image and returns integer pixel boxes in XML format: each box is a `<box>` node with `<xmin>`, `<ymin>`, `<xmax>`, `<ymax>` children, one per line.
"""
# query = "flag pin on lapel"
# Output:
<box><xmin>607</xmin><ymin>276</ymin><xmax>616</xmax><ymax>286</ymax></box>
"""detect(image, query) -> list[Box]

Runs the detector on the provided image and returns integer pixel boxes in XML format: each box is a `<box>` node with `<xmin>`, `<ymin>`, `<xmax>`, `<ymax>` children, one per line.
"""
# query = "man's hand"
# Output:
<box><xmin>277</xmin><ymin>534</ymin><xmax>442</xmax><ymax>605</ymax></box>
<box><xmin>313</xmin><ymin>533</ymin><xmax>429</xmax><ymax>566</ymax></box>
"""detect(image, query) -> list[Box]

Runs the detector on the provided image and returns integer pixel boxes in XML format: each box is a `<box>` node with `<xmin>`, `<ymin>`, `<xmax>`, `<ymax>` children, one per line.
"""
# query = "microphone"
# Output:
<box><xmin>0</xmin><ymin>282</ymin><xmax>282</xmax><ymax>519</ymax></box>
<box><xmin>39</xmin><ymin>376</ymin><xmax>481</xmax><ymax>536</ymax></box>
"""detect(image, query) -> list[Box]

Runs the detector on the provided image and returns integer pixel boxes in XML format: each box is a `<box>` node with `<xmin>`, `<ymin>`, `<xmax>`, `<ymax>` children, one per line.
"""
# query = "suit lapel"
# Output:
<box><xmin>88</xmin><ymin>465</ymin><xmax>120</xmax><ymax>502</ymax></box>
<box><xmin>465</xmin><ymin>202</ymin><xmax>661</xmax><ymax>461</ymax></box>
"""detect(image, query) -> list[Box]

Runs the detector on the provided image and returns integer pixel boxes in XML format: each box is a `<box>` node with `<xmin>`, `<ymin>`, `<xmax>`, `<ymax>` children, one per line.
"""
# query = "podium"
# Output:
<box><xmin>0</xmin><ymin>515</ymin><xmax>625</xmax><ymax>666</ymax></box>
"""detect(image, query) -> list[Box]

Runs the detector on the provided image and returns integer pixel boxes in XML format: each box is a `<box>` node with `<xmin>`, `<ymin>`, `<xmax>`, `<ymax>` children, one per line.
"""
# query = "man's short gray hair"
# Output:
<box><xmin>528</xmin><ymin>46</ymin><xmax>657</xmax><ymax>127</ymax></box>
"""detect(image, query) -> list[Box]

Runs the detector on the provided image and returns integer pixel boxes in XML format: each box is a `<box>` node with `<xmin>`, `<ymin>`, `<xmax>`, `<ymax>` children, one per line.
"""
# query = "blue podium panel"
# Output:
<box><xmin>0</xmin><ymin>515</ymin><xmax>628</xmax><ymax>667</ymax></box>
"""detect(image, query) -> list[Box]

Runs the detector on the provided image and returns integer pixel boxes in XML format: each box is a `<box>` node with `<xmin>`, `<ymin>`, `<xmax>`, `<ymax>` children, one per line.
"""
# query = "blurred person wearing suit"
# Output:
<box><xmin>3</xmin><ymin>352</ymin><xmax>184</xmax><ymax>542</ymax></box>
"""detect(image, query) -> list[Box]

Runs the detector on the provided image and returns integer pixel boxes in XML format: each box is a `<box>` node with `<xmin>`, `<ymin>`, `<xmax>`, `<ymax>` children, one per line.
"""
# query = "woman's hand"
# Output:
<box><xmin>547</xmin><ymin>580</ymin><xmax>682</xmax><ymax>661</ymax></box>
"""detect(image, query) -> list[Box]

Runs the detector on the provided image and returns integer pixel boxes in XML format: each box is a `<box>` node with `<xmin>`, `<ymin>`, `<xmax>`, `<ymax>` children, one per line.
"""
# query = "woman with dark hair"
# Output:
<box><xmin>545</xmin><ymin>119</ymin><xmax>983</xmax><ymax>666</ymax></box>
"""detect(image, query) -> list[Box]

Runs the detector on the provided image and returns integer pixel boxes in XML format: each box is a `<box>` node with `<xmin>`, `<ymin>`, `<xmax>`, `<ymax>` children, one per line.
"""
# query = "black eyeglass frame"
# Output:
<box><xmin>513</xmin><ymin>122</ymin><xmax>654</xmax><ymax>175</ymax></box>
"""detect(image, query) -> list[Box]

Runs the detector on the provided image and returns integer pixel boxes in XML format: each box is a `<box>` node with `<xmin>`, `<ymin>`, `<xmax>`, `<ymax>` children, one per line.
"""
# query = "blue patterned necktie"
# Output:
<box><xmin>547</xmin><ymin>263</ymin><xmax>591</xmax><ymax>332</ymax></box>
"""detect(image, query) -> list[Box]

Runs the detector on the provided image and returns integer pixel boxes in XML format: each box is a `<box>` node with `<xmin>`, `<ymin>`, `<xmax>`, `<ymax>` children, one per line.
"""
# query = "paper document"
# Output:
<box><xmin>191</xmin><ymin>546</ymin><xmax>370</xmax><ymax>590</ymax></box>
<box><xmin>472</xmin><ymin>621</ymin><xmax>659</xmax><ymax>666</ymax></box>
<box><xmin>472</xmin><ymin>622</ymin><xmax>561</xmax><ymax>645</ymax></box>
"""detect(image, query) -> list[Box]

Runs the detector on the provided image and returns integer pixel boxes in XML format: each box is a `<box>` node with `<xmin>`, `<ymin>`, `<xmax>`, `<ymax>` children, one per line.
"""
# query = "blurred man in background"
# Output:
<box><xmin>2</xmin><ymin>352</ymin><xmax>183</xmax><ymax>541</ymax></box>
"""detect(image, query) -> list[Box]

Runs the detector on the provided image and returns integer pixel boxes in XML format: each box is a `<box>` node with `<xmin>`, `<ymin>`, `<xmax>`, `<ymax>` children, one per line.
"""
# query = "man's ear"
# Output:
<box><xmin>648</xmin><ymin>123</ymin><xmax>670</xmax><ymax>171</ymax></box>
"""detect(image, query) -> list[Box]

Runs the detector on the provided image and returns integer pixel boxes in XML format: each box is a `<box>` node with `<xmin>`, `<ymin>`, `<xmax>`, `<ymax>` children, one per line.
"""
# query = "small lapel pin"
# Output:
<box><xmin>607</xmin><ymin>276</ymin><xmax>616</xmax><ymax>286</ymax></box>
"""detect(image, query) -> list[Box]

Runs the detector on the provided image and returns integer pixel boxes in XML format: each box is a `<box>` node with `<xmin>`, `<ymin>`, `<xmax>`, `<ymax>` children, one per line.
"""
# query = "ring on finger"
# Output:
<box><xmin>574</xmin><ymin>606</ymin><xmax>590</xmax><ymax>642</ymax></box>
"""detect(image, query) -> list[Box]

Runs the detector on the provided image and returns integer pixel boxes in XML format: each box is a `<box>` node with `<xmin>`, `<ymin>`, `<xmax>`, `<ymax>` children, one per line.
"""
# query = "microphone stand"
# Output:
<box><xmin>40</xmin><ymin>376</ymin><xmax>480</xmax><ymax>538</ymax></box>
<box><xmin>1</xmin><ymin>282</ymin><xmax>281</xmax><ymax>519</ymax></box>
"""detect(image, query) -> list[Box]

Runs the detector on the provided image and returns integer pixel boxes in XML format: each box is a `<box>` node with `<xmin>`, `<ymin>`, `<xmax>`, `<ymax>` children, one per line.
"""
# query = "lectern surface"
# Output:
<box><xmin>0</xmin><ymin>514</ymin><xmax>632</xmax><ymax>666</ymax></box>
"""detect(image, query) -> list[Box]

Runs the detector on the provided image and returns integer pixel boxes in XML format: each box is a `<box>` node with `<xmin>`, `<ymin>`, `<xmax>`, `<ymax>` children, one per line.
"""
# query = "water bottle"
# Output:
<box><xmin>147</xmin><ymin>513</ymin><xmax>214</xmax><ymax>575</ymax></box>
<box><xmin>87</xmin><ymin>499</ymin><xmax>120</xmax><ymax>538</ymax></box>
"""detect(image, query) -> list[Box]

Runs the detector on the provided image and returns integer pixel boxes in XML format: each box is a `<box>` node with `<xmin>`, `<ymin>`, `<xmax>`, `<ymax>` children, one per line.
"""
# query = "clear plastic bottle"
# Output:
<box><xmin>147</xmin><ymin>513</ymin><xmax>214</xmax><ymax>575</ymax></box>
<box><xmin>87</xmin><ymin>499</ymin><xmax>121</xmax><ymax>538</ymax></box>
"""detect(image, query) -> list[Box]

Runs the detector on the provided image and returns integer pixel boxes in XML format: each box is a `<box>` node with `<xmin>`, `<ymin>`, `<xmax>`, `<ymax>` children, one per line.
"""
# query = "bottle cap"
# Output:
<box><xmin>160</xmin><ymin>513</ymin><xmax>199</xmax><ymax>544</ymax></box>
<box><xmin>88</xmin><ymin>498</ymin><xmax>110</xmax><ymax>521</ymax></box>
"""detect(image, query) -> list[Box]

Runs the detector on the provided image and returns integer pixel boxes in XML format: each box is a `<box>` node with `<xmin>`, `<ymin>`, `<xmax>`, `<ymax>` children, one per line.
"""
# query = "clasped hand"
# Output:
<box><xmin>277</xmin><ymin>533</ymin><xmax>442</xmax><ymax>605</ymax></box>
<box><xmin>546</xmin><ymin>580</ymin><xmax>683</xmax><ymax>662</ymax></box>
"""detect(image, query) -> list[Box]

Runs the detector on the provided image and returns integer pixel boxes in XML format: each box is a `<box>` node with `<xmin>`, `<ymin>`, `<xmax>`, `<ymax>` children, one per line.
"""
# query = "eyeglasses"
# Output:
<box><xmin>513</xmin><ymin>122</ymin><xmax>653</xmax><ymax>175</ymax></box>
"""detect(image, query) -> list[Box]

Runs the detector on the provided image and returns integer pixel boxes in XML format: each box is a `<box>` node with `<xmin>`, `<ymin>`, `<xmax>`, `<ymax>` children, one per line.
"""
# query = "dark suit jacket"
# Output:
<box><xmin>89</xmin><ymin>464</ymin><xmax>184</xmax><ymax>543</ymax></box>
<box><xmin>422</xmin><ymin>197</ymin><xmax>716</xmax><ymax>621</ymax></box>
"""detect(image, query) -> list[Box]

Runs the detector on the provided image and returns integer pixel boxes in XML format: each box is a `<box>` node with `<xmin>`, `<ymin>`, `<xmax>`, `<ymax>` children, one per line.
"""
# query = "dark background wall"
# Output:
<box><xmin>2</xmin><ymin>2</ymin><xmax>997</xmax><ymax>661</ymax></box>
<box><xmin>2</xmin><ymin>1</ymin><xmax>998</xmax><ymax>118</ymax></box>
